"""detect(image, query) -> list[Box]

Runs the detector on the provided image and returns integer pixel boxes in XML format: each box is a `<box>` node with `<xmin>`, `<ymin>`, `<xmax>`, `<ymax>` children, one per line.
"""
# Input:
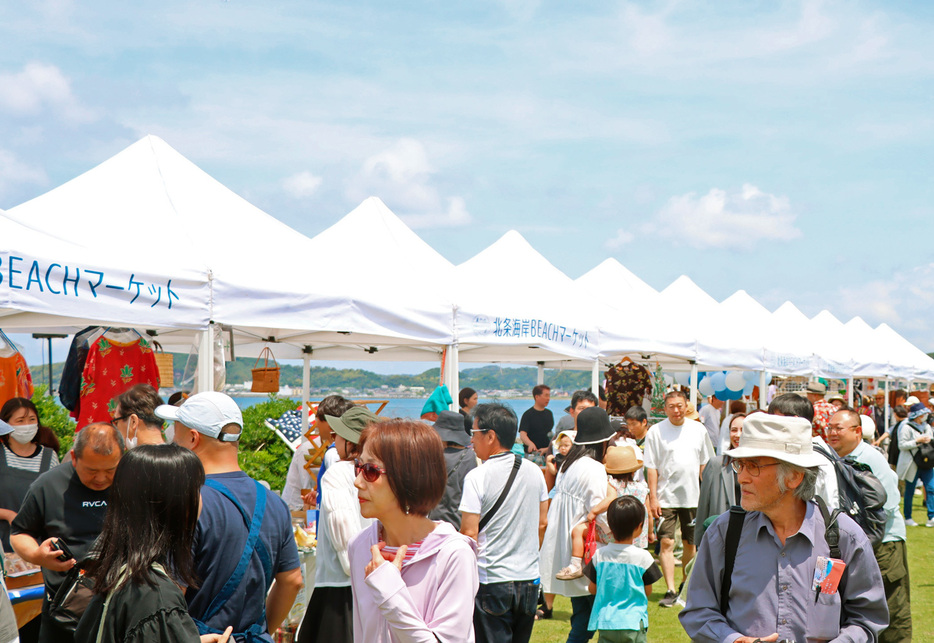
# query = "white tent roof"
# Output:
<box><xmin>875</xmin><ymin>323</ymin><xmax>934</xmax><ymax>381</ymax></box>
<box><xmin>3</xmin><ymin>137</ymin><xmax>455</xmax><ymax>360</ymax></box>
<box><xmin>453</xmin><ymin>231</ymin><xmax>600</xmax><ymax>366</ymax></box>
<box><xmin>576</xmin><ymin>258</ymin><xmax>657</xmax><ymax>300</ymax></box>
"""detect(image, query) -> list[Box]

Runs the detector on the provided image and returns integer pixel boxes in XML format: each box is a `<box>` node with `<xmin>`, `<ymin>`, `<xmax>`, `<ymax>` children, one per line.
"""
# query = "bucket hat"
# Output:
<box><xmin>724</xmin><ymin>413</ymin><xmax>824</xmax><ymax>468</ymax></box>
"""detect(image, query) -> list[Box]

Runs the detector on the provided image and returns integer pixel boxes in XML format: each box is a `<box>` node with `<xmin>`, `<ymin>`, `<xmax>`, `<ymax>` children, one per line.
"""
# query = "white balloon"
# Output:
<box><xmin>725</xmin><ymin>371</ymin><xmax>746</xmax><ymax>392</ymax></box>
<box><xmin>698</xmin><ymin>378</ymin><xmax>715</xmax><ymax>397</ymax></box>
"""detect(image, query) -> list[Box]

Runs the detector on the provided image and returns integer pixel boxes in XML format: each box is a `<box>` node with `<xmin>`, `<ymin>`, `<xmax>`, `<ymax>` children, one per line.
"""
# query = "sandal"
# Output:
<box><xmin>535</xmin><ymin>606</ymin><xmax>553</xmax><ymax>620</ymax></box>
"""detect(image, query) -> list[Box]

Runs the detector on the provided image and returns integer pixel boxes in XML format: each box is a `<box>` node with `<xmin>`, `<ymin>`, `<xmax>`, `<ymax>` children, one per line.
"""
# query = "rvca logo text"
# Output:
<box><xmin>82</xmin><ymin>501</ymin><xmax>107</xmax><ymax>508</ymax></box>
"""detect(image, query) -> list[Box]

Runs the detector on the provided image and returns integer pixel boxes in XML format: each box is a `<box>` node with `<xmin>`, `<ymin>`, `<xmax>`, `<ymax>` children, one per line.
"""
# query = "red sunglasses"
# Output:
<box><xmin>354</xmin><ymin>459</ymin><xmax>387</xmax><ymax>483</ymax></box>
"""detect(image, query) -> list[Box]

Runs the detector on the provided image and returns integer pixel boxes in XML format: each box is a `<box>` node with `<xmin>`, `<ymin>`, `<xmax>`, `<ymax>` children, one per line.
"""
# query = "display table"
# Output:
<box><xmin>7</xmin><ymin>570</ymin><xmax>43</xmax><ymax>629</ymax></box>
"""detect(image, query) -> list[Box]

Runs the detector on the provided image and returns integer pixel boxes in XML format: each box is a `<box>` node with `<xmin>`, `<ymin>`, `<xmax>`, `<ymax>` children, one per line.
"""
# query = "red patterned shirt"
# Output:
<box><xmin>76</xmin><ymin>336</ymin><xmax>160</xmax><ymax>429</ymax></box>
<box><xmin>811</xmin><ymin>400</ymin><xmax>836</xmax><ymax>441</ymax></box>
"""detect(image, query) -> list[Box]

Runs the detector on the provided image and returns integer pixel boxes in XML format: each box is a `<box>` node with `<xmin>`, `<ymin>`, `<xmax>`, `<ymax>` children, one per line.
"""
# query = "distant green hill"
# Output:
<box><xmin>28</xmin><ymin>354</ymin><xmax>591</xmax><ymax>395</ymax></box>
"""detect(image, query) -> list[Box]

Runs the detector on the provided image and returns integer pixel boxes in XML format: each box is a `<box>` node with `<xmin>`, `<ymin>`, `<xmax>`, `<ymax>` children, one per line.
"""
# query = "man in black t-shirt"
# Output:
<box><xmin>519</xmin><ymin>384</ymin><xmax>554</xmax><ymax>455</ymax></box>
<box><xmin>12</xmin><ymin>422</ymin><xmax>124</xmax><ymax>643</ymax></box>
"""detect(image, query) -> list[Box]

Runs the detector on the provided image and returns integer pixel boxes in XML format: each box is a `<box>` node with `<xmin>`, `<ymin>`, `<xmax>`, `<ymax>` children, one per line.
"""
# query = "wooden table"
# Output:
<box><xmin>7</xmin><ymin>570</ymin><xmax>43</xmax><ymax>629</ymax></box>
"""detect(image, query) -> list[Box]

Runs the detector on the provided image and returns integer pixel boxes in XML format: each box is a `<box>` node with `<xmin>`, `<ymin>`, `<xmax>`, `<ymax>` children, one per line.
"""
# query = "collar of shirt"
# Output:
<box><xmin>752</xmin><ymin>500</ymin><xmax>819</xmax><ymax>547</ymax></box>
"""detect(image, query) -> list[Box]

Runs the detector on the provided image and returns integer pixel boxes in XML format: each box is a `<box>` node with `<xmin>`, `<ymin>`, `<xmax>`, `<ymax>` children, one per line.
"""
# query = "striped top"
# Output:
<box><xmin>3</xmin><ymin>443</ymin><xmax>59</xmax><ymax>473</ymax></box>
<box><xmin>381</xmin><ymin>540</ymin><xmax>424</xmax><ymax>565</ymax></box>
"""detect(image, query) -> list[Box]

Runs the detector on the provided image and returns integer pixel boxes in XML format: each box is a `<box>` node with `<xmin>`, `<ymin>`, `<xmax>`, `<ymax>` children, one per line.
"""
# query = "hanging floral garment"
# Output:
<box><xmin>605</xmin><ymin>359</ymin><xmax>652</xmax><ymax>416</ymax></box>
<box><xmin>75</xmin><ymin>336</ymin><xmax>160</xmax><ymax>428</ymax></box>
<box><xmin>0</xmin><ymin>352</ymin><xmax>33</xmax><ymax>407</ymax></box>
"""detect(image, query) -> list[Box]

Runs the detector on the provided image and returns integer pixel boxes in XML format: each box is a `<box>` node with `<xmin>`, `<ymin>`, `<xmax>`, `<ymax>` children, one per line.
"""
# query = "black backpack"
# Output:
<box><xmin>812</xmin><ymin>442</ymin><xmax>887</xmax><ymax>548</ymax></box>
<box><xmin>887</xmin><ymin>420</ymin><xmax>904</xmax><ymax>466</ymax></box>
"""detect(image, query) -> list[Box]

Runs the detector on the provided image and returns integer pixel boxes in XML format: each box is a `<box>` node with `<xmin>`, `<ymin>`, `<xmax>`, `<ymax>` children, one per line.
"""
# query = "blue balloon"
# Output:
<box><xmin>743</xmin><ymin>381</ymin><xmax>755</xmax><ymax>396</ymax></box>
<box><xmin>715</xmin><ymin>387</ymin><xmax>743</xmax><ymax>401</ymax></box>
<box><xmin>743</xmin><ymin>370</ymin><xmax>758</xmax><ymax>383</ymax></box>
<box><xmin>709</xmin><ymin>372</ymin><xmax>727</xmax><ymax>391</ymax></box>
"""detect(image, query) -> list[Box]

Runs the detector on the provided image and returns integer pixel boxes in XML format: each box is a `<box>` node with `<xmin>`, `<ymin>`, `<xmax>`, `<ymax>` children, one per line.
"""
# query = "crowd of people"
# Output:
<box><xmin>0</xmin><ymin>378</ymin><xmax>925</xmax><ymax>642</ymax></box>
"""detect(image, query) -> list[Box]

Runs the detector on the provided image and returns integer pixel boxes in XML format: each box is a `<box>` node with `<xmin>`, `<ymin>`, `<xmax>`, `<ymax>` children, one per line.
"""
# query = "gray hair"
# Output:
<box><xmin>74</xmin><ymin>422</ymin><xmax>126</xmax><ymax>458</ymax></box>
<box><xmin>776</xmin><ymin>462</ymin><xmax>819</xmax><ymax>501</ymax></box>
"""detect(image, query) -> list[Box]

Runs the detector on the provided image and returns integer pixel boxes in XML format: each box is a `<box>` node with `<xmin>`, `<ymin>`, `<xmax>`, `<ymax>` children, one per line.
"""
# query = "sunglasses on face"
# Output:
<box><xmin>354</xmin><ymin>459</ymin><xmax>387</xmax><ymax>483</ymax></box>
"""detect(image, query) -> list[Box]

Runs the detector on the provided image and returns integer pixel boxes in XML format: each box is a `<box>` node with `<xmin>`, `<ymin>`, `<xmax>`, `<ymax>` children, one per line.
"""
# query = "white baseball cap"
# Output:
<box><xmin>155</xmin><ymin>391</ymin><xmax>243</xmax><ymax>442</ymax></box>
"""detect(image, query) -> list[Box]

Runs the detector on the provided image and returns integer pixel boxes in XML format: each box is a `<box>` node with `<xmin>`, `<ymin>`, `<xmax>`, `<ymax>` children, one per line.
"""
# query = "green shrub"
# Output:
<box><xmin>31</xmin><ymin>385</ymin><xmax>77</xmax><ymax>457</ymax></box>
<box><xmin>238</xmin><ymin>395</ymin><xmax>300</xmax><ymax>490</ymax></box>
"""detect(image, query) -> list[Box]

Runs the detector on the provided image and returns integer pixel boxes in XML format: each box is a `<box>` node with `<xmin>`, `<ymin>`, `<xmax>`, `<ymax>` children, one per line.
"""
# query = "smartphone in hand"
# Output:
<box><xmin>50</xmin><ymin>538</ymin><xmax>75</xmax><ymax>562</ymax></box>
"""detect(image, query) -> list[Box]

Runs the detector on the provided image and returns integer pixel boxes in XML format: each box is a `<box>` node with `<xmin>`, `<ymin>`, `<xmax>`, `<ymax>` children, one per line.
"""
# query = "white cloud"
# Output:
<box><xmin>347</xmin><ymin>139</ymin><xmax>472</xmax><ymax>229</ymax></box>
<box><xmin>0</xmin><ymin>149</ymin><xmax>47</xmax><ymax>200</ymax></box>
<box><xmin>0</xmin><ymin>62</ymin><xmax>93</xmax><ymax>122</ymax></box>
<box><xmin>400</xmin><ymin>197</ymin><xmax>473</xmax><ymax>230</ymax></box>
<box><xmin>605</xmin><ymin>228</ymin><xmax>635</xmax><ymax>249</ymax></box>
<box><xmin>281</xmin><ymin>171</ymin><xmax>323</xmax><ymax>199</ymax></box>
<box><xmin>650</xmin><ymin>184</ymin><xmax>801</xmax><ymax>249</ymax></box>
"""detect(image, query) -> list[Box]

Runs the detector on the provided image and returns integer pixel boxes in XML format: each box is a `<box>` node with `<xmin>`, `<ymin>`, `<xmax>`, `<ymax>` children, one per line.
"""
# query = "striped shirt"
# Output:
<box><xmin>3</xmin><ymin>443</ymin><xmax>59</xmax><ymax>473</ymax></box>
<box><xmin>381</xmin><ymin>540</ymin><xmax>424</xmax><ymax>565</ymax></box>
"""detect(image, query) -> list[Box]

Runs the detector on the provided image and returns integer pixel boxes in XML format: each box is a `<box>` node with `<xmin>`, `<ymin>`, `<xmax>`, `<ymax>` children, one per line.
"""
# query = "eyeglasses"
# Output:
<box><xmin>354</xmin><ymin>459</ymin><xmax>387</xmax><ymax>483</ymax></box>
<box><xmin>730</xmin><ymin>459</ymin><xmax>782</xmax><ymax>477</ymax></box>
<box><xmin>826</xmin><ymin>424</ymin><xmax>860</xmax><ymax>434</ymax></box>
<box><xmin>110</xmin><ymin>415</ymin><xmax>127</xmax><ymax>424</ymax></box>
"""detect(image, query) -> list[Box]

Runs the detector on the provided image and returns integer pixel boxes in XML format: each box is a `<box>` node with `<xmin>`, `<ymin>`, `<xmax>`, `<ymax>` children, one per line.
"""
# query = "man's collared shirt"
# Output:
<box><xmin>680</xmin><ymin>501</ymin><xmax>888</xmax><ymax>643</ymax></box>
<box><xmin>848</xmin><ymin>440</ymin><xmax>906</xmax><ymax>543</ymax></box>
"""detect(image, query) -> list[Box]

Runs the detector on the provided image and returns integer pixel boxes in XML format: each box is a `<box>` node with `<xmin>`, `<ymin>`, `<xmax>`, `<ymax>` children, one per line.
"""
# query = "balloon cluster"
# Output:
<box><xmin>670</xmin><ymin>370</ymin><xmax>770</xmax><ymax>402</ymax></box>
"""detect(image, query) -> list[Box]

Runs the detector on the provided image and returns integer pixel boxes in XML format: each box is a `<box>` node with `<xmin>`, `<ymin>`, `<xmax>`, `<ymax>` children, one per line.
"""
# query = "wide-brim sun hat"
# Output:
<box><xmin>433</xmin><ymin>410</ymin><xmax>470</xmax><ymax>447</ymax></box>
<box><xmin>806</xmin><ymin>381</ymin><xmax>827</xmax><ymax>395</ymax></box>
<box><xmin>605</xmin><ymin>445</ymin><xmax>643</xmax><ymax>474</ymax></box>
<box><xmin>573</xmin><ymin>407</ymin><xmax>615</xmax><ymax>445</ymax></box>
<box><xmin>724</xmin><ymin>413</ymin><xmax>824</xmax><ymax>468</ymax></box>
<box><xmin>908</xmin><ymin>403</ymin><xmax>930</xmax><ymax>421</ymax></box>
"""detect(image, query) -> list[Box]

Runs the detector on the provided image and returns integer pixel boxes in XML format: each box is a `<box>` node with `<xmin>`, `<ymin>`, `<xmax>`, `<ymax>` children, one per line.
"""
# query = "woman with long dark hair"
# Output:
<box><xmin>539</xmin><ymin>407</ymin><xmax>615</xmax><ymax>642</ymax></box>
<box><xmin>0</xmin><ymin>398</ymin><xmax>60</xmax><ymax>551</ymax></box>
<box><xmin>348</xmin><ymin>419</ymin><xmax>478</xmax><ymax>642</ymax></box>
<box><xmin>75</xmin><ymin>445</ymin><xmax>231</xmax><ymax>643</ymax></box>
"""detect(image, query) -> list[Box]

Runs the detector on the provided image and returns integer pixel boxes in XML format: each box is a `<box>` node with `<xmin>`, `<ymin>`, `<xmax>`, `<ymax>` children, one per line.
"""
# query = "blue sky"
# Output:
<box><xmin>2</xmin><ymin>0</ymin><xmax>933</xmax><ymax>373</ymax></box>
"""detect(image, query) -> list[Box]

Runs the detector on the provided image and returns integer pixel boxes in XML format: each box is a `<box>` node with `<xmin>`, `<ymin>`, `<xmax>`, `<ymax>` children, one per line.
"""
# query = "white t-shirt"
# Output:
<box><xmin>459</xmin><ymin>452</ymin><xmax>548</xmax><ymax>584</ymax></box>
<box><xmin>316</xmin><ymin>460</ymin><xmax>374</xmax><ymax>587</ymax></box>
<box><xmin>643</xmin><ymin>418</ymin><xmax>712</xmax><ymax>508</ymax></box>
<box><xmin>698</xmin><ymin>404</ymin><xmax>721</xmax><ymax>452</ymax></box>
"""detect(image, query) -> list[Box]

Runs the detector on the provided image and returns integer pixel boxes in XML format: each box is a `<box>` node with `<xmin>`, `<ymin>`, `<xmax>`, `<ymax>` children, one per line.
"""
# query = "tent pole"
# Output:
<box><xmin>197</xmin><ymin>325</ymin><xmax>214</xmax><ymax>393</ymax></box>
<box><xmin>447</xmin><ymin>345</ymin><xmax>459</xmax><ymax>410</ymax></box>
<box><xmin>847</xmin><ymin>377</ymin><xmax>854</xmax><ymax>407</ymax></box>
<box><xmin>884</xmin><ymin>379</ymin><xmax>890</xmax><ymax>435</ymax></box>
<box><xmin>758</xmin><ymin>370</ymin><xmax>767</xmax><ymax>410</ymax></box>
<box><xmin>301</xmin><ymin>347</ymin><xmax>312</xmax><ymax>434</ymax></box>
<box><xmin>591</xmin><ymin>360</ymin><xmax>599</xmax><ymax>396</ymax></box>
<box><xmin>537</xmin><ymin>361</ymin><xmax>545</xmax><ymax>386</ymax></box>
<box><xmin>689</xmin><ymin>362</ymin><xmax>698</xmax><ymax>409</ymax></box>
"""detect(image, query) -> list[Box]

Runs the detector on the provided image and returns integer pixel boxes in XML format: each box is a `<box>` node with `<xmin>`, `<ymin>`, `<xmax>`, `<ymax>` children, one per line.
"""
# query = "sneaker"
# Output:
<box><xmin>926</xmin><ymin>519</ymin><xmax>934</xmax><ymax>528</ymax></box>
<box><xmin>658</xmin><ymin>590</ymin><xmax>679</xmax><ymax>608</ymax></box>
<box><xmin>556</xmin><ymin>565</ymin><xmax>583</xmax><ymax>580</ymax></box>
<box><xmin>906</xmin><ymin>519</ymin><xmax>919</xmax><ymax>526</ymax></box>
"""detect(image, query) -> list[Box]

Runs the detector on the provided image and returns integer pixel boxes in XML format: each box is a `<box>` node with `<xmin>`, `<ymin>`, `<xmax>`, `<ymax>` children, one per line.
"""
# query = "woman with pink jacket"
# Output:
<box><xmin>348</xmin><ymin>419</ymin><xmax>479</xmax><ymax>643</ymax></box>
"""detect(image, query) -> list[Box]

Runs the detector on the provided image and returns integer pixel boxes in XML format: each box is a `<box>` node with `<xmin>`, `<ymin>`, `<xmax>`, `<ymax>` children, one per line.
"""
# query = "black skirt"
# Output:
<box><xmin>296</xmin><ymin>585</ymin><xmax>353</xmax><ymax>643</ymax></box>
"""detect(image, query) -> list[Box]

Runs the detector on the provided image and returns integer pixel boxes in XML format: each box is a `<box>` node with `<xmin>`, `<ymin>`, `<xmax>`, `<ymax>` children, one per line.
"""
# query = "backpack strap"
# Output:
<box><xmin>719</xmin><ymin>505</ymin><xmax>746</xmax><ymax>615</ymax></box>
<box><xmin>478</xmin><ymin>455</ymin><xmax>522</xmax><ymax>532</ymax></box>
<box><xmin>192</xmin><ymin>479</ymin><xmax>272</xmax><ymax>641</ymax></box>
<box><xmin>814</xmin><ymin>495</ymin><xmax>841</xmax><ymax>560</ymax></box>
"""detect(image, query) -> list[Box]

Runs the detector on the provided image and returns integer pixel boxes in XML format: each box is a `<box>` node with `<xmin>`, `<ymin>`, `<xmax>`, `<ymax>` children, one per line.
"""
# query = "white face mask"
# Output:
<box><xmin>11</xmin><ymin>423</ymin><xmax>38</xmax><ymax>444</ymax></box>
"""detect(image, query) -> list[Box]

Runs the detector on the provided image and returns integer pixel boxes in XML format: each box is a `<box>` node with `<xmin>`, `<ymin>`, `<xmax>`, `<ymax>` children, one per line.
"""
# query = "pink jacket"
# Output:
<box><xmin>348</xmin><ymin>520</ymin><xmax>479</xmax><ymax>643</ymax></box>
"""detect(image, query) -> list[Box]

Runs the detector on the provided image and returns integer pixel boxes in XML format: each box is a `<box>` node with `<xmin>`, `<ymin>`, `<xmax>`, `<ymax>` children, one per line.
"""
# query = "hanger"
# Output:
<box><xmin>620</xmin><ymin>356</ymin><xmax>633</xmax><ymax>364</ymax></box>
<box><xmin>0</xmin><ymin>330</ymin><xmax>16</xmax><ymax>353</ymax></box>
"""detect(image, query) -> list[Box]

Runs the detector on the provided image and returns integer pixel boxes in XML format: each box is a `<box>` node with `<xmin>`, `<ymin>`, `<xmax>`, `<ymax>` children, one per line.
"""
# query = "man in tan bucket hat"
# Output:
<box><xmin>680</xmin><ymin>413</ymin><xmax>888</xmax><ymax>643</ymax></box>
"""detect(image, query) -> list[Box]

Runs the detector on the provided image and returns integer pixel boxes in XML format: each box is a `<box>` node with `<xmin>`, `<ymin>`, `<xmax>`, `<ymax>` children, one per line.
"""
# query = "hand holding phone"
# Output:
<box><xmin>50</xmin><ymin>538</ymin><xmax>75</xmax><ymax>562</ymax></box>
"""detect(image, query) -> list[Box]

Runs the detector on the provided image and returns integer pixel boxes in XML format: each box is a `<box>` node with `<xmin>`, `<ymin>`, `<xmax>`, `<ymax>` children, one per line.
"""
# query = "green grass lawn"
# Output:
<box><xmin>532</xmin><ymin>494</ymin><xmax>934</xmax><ymax>642</ymax></box>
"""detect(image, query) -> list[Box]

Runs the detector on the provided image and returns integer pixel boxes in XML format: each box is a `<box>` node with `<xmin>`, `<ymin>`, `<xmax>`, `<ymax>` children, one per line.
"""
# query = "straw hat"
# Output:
<box><xmin>605</xmin><ymin>445</ymin><xmax>642</xmax><ymax>474</ymax></box>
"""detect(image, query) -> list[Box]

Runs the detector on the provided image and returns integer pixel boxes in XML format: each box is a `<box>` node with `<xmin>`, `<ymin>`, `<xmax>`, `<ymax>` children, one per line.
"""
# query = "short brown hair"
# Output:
<box><xmin>532</xmin><ymin>385</ymin><xmax>550</xmax><ymax>398</ymax></box>
<box><xmin>359</xmin><ymin>419</ymin><xmax>446</xmax><ymax>516</ymax></box>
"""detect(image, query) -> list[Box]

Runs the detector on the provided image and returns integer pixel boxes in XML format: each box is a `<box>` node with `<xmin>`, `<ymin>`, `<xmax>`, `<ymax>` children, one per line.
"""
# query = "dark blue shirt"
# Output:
<box><xmin>186</xmin><ymin>471</ymin><xmax>300</xmax><ymax>640</ymax></box>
